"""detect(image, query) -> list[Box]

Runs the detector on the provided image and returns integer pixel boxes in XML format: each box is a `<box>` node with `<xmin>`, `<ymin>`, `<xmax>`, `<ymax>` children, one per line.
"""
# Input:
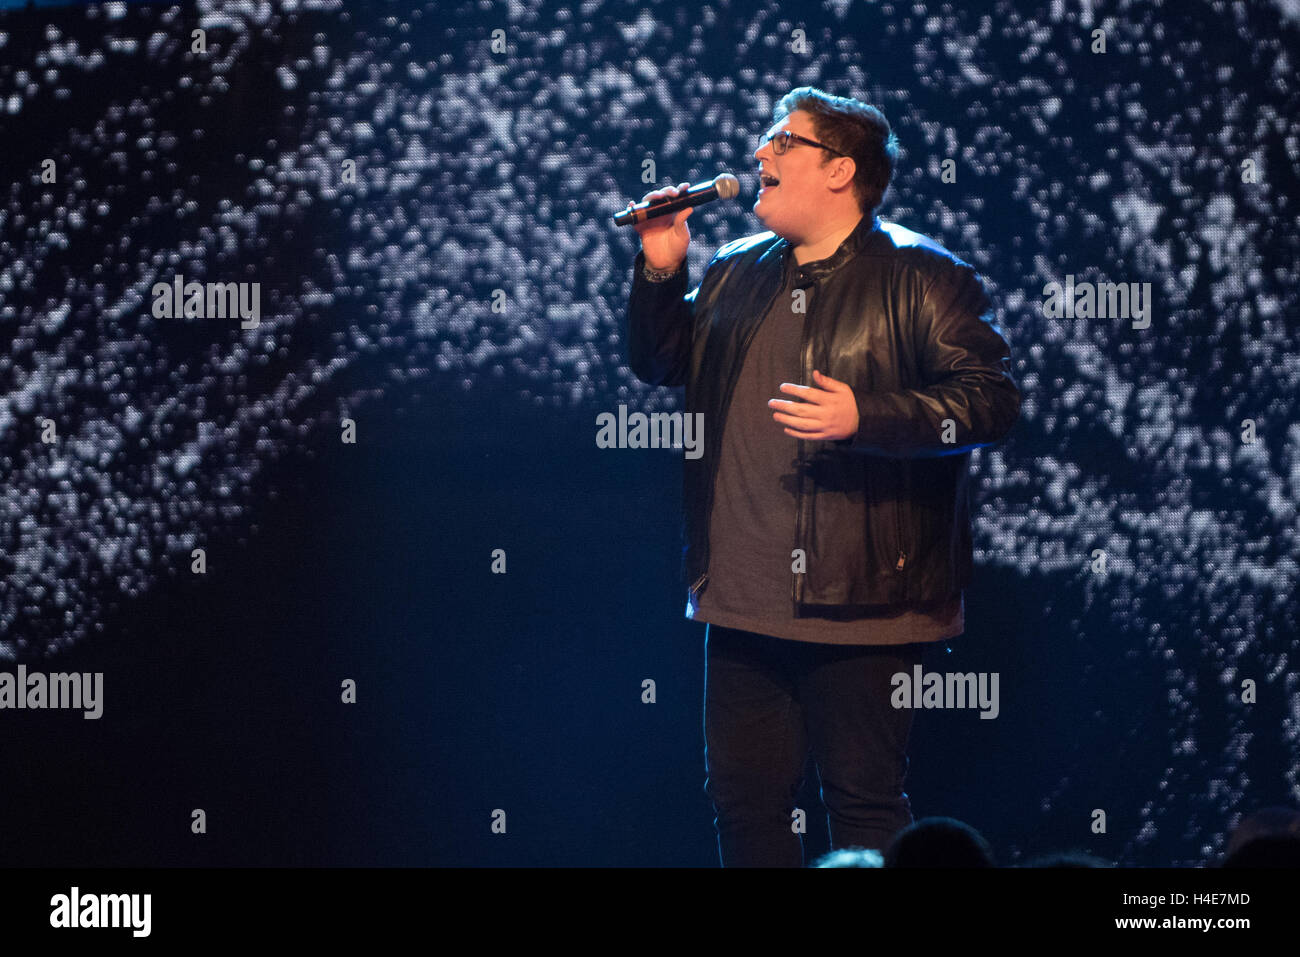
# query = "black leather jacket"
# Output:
<box><xmin>626</xmin><ymin>213</ymin><xmax>1020</xmax><ymax>609</ymax></box>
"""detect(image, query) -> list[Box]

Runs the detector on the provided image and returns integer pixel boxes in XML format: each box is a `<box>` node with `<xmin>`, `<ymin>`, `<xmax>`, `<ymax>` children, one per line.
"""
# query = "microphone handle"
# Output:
<box><xmin>614</xmin><ymin>185</ymin><xmax>716</xmax><ymax>226</ymax></box>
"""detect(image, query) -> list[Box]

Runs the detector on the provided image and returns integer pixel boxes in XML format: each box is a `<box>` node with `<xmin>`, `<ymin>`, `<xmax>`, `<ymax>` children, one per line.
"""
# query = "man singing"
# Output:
<box><xmin>624</xmin><ymin>87</ymin><xmax>1020</xmax><ymax>867</ymax></box>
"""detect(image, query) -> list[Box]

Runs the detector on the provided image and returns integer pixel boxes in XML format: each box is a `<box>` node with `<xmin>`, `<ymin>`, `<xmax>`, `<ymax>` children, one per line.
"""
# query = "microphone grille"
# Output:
<box><xmin>714</xmin><ymin>173</ymin><xmax>740</xmax><ymax>200</ymax></box>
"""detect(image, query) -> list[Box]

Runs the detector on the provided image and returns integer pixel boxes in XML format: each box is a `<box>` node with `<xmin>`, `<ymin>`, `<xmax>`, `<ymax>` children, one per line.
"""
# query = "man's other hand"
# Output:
<box><xmin>769</xmin><ymin>369</ymin><xmax>860</xmax><ymax>441</ymax></box>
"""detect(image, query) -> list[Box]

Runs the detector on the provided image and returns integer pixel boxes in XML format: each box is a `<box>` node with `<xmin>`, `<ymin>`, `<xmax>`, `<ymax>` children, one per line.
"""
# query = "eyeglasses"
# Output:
<box><xmin>757</xmin><ymin>129</ymin><xmax>845</xmax><ymax>157</ymax></box>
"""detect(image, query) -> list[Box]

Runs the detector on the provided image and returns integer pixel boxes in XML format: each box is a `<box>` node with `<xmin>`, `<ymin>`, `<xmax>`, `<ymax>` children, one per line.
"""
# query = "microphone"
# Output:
<box><xmin>612</xmin><ymin>173</ymin><xmax>740</xmax><ymax>226</ymax></box>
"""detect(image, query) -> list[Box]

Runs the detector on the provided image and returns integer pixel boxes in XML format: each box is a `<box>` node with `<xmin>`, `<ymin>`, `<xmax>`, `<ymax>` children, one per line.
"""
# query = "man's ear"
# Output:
<box><xmin>831</xmin><ymin>156</ymin><xmax>856</xmax><ymax>189</ymax></box>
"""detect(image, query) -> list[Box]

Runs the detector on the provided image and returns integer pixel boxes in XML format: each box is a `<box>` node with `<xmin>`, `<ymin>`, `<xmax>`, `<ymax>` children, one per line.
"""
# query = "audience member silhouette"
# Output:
<box><xmin>1219</xmin><ymin>806</ymin><xmax>1300</xmax><ymax>867</ymax></box>
<box><xmin>883</xmin><ymin>817</ymin><xmax>995</xmax><ymax>868</ymax></box>
<box><xmin>812</xmin><ymin>847</ymin><xmax>885</xmax><ymax>868</ymax></box>
<box><xmin>1019</xmin><ymin>850</ymin><xmax>1112</xmax><ymax>867</ymax></box>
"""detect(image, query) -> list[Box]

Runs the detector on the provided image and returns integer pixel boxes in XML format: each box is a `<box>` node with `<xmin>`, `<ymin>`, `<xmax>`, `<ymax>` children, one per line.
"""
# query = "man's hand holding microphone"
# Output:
<box><xmin>627</xmin><ymin>181</ymin><xmax>694</xmax><ymax>273</ymax></box>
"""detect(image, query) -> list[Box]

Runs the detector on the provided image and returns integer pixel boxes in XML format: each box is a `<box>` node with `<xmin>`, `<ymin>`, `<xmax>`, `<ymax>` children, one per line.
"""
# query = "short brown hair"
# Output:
<box><xmin>773</xmin><ymin>87</ymin><xmax>899</xmax><ymax>215</ymax></box>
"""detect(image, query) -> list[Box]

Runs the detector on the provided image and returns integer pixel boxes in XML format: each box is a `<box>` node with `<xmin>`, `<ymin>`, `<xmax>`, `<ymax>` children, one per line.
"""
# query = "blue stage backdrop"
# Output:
<box><xmin>0</xmin><ymin>0</ymin><xmax>1296</xmax><ymax>866</ymax></box>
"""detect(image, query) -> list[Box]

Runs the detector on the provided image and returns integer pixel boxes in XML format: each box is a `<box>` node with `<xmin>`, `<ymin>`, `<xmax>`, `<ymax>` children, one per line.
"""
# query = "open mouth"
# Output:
<box><xmin>759</xmin><ymin>171</ymin><xmax>780</xmax><ymax>191</ymax></box>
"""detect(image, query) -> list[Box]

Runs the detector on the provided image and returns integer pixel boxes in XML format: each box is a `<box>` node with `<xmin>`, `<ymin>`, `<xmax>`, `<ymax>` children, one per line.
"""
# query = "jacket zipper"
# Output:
<box><xmin>895</xmin><ymin>462</ymin><xmax>908</xmax><ymax>572</ymax></box>
<box><xmin>793</xmin><ymin>272</ymin><xmax>814</xmax><ymax>605</ymax></box>
<box><xmin>695</xmin><ymin>249</ymin><xmax>792</xmax><ymax>600</ymax></box>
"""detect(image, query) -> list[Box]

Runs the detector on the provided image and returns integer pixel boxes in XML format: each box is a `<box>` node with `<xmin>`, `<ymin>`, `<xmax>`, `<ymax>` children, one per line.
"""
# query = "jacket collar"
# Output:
<box><xmin>775</xmin><ymin>213</ymin><xmax>882</xmax><ymax>285</ymax></box>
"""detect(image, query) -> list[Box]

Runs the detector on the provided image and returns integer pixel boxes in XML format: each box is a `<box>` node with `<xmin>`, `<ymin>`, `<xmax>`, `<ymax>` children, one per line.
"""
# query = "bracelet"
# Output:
<box><xmin>642</xmin><ymin>261</ymin><xmax>683</xmax><ymax>282</ymax></box>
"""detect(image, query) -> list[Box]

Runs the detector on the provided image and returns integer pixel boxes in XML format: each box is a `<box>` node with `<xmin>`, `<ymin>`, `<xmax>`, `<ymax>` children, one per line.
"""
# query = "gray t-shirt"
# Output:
<box><xmin>687</xmin><ymin>262</ymin><xmax>963</xmax><ymax>646</ymax></box>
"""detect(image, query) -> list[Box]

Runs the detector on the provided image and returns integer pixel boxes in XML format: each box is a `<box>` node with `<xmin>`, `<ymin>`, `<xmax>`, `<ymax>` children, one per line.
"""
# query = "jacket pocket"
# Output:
<box><xmin>858</xmin><ymin>457</ymin><xmax>905</xmax><ymax>591</ymax></box>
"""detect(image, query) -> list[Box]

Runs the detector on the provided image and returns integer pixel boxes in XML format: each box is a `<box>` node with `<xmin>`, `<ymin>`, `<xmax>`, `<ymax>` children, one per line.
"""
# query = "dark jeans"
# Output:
<box><xmin>703</xmin><ymin>623</ymin><xmax>932</xmax><ymax>867</ymax></box>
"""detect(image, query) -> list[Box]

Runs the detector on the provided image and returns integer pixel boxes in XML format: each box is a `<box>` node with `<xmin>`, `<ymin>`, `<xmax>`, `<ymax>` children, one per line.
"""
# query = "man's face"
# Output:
<box><xmin>752</xmin><ymin>109</ymin><xmax>842</xmax><ymax>239</ymax></box>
